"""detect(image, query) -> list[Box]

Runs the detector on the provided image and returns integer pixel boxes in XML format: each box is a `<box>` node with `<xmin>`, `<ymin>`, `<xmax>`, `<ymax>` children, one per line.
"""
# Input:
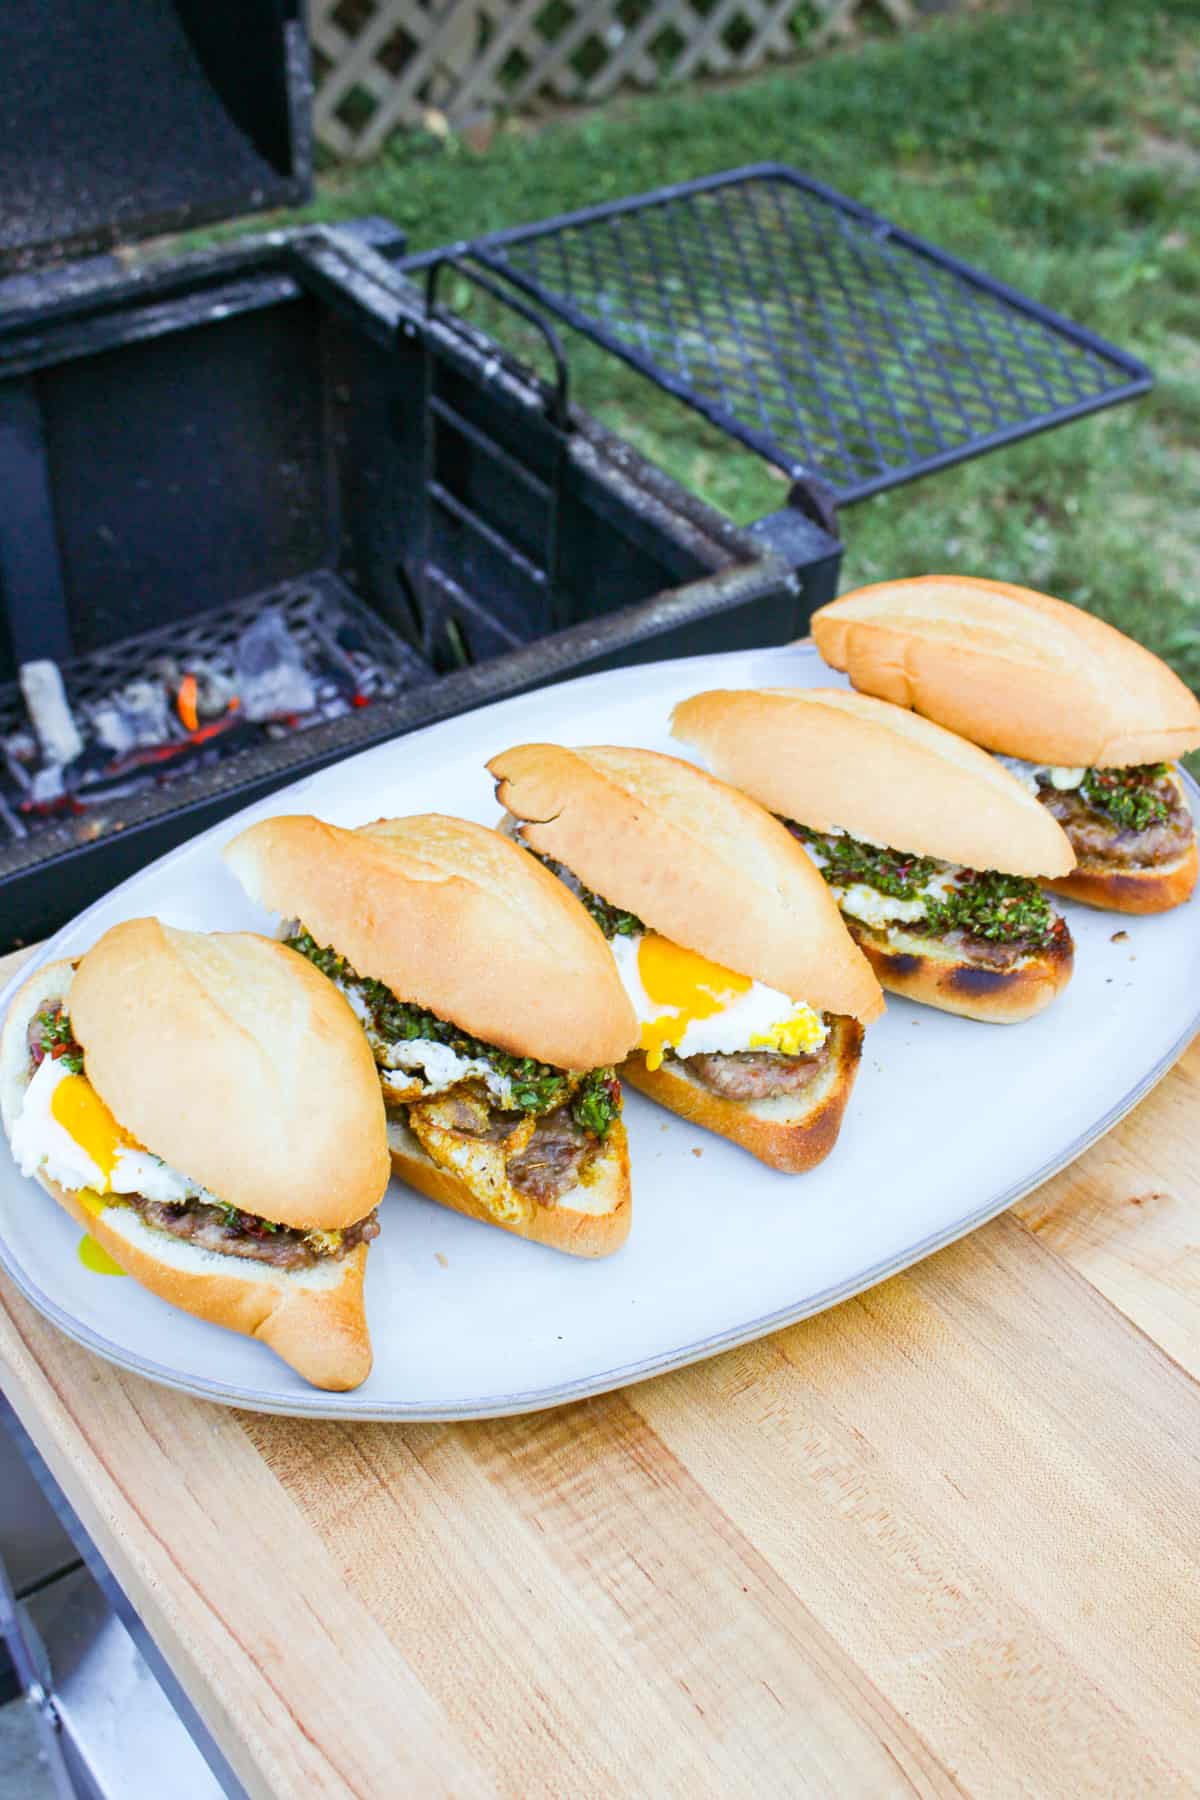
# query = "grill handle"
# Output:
<box><xmin>423</xmin><ymin>252</ymin><xmax>571</xmax><ymax>431</ymax></box>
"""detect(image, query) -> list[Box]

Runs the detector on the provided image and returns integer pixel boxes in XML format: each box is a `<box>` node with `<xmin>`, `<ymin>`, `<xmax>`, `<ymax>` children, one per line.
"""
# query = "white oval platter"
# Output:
<box><xmin>0</xmin><ymin>642</ymin><xmax>1196</xmax><ymax>1420</ymax></box>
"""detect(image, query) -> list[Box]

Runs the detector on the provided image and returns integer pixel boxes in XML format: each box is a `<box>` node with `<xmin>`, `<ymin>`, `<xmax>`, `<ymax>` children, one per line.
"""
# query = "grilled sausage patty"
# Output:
<box><xmin>1040</xmin><ymin>779</ymin><xmax>1192</xmax><ymax>869</ymax></box>
<box><xmin>682</xmin><ymin>1044</ymin><xmax>830</xmax><ymax>1101</ymax></box>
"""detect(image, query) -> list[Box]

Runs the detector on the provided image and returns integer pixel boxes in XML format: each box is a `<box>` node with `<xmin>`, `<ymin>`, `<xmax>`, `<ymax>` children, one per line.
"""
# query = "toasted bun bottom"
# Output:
<box><xmin>36</xmin><ymin>1174</ymin><xmax>372</xmax><ymax>1391</ymax></box>
<box><xmin>619</xmin><ymin>1016</ymin><xmax>863</xmax><ymax>1173</ymax></box>
<box><xmin>387</xmin><ymin>1115</ymin><xmax>631</xmax><ymax>1257</ymax></box>
<box><xmin>3</xmin><ymin>959</ymin><xmax>373</xmax><ymax>1391</ymax></box>
<box><xmin>846</xmin><ymin>920</ymin><xmax>1073</xmax><ymax>1023</ymax></box>
<box><xmin>1044</xmin><ymin>837</ymin><xmax>1198</xmax><ymax>914</ymax></box>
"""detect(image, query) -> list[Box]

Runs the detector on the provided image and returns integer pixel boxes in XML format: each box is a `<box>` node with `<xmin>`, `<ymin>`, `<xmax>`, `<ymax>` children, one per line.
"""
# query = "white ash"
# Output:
<box><xmin>29</xmin><ymin>764</ymin><xmax>66</xmax><ymax>806</ymax></box>
<box><xmin>234</xmin><ymin>611</ymin><xmax>317</xmax><ymax>722</ymax></box>
<box><xmin>19</xmin><ymin>661</ymin><xmax>83</xmax><ymax>766</ymax></box>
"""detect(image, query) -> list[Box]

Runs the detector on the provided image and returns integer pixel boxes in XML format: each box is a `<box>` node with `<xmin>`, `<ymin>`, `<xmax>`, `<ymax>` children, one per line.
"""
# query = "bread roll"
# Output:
<box><xmin>225</xmin><ymin>813</ymin><xmax>638</xmax><ymax>1070</ymax></box>
<box><xmin>811</xmin><ymin>575</ymin><xmax>1200</xmax><ymax>767</ymax></box>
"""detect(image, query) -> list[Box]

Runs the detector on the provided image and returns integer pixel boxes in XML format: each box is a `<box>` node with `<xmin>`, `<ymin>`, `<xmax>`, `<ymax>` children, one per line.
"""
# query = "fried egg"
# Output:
<box><xmin>609</xmin><ymin>932</ymin><xmax>828</xmax><ymax>1071</ymax></box>
<box><xmin>338</xmin><ymin>982</ymin><xmax>520</xmax><ymax>1106</ymax></box>
<box><xmin>12</xmin><ymin>1055</ymin><xmax>212</xmax><ymax>1205</ymax></box>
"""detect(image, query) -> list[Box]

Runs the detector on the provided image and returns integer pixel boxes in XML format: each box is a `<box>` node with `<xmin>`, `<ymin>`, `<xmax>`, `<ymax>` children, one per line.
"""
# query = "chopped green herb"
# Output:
<box><xmin>788</xmin><ymin>824</ymin><xmax>1061</xmax><ymax>949</ymax></box>
<box><xmin>528</xmin><ymin>851</ymin><xmax>644</xmax><ymax>939</ymax></box>
<box><xmin>214</xmin><ymin>1201</ymin><xmax>280</xmax><ymax>1235</ymax></box>
<box><xmin>789</xmin><ymin>825</ymin><xmax>941</xmax><ymax>899</ymax></box>
<box><xmin>572</xmin><ymin>1068</ymin><xmax>621</xmax><ymax>1139</ymax></box>
<box><xmin>1077</xmin><ymin>765</ymin><xmax>1172</xmax><ymax>833</ymax></box>
<box><xmin>922</xmin><ymin>870</ymin><xmax>1061</xmax><ymax>948</ymax></box>
<box><xmin>285</xmin><ymin>932</ymin><xmax>618</xmax><ymax>1138</ymax></box>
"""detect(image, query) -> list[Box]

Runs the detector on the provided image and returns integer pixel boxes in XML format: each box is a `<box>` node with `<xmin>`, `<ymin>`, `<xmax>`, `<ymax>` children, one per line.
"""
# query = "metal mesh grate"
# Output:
<box><xmin>0</xmin><ymin>573</ymin><xmax>425</xmax><ymax>737</ymax></box>
<box><xmin>473</xmin><ymin>165</ymin><xmax>1151</xmax><ymax>504</ymax></box>
<box><xmin>0</xmin><ymin>572</ymin><xmax>430</xmax><ymax>851</ymax></box>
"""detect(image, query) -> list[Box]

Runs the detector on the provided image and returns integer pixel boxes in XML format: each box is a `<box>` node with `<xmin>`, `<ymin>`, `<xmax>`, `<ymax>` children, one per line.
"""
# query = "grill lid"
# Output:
<box><xmin>0</xmin><ymin>0</ymin><xmax>312</xmax><ymax>274</ymax></box>
<box><xmin>470</xmin><ymin>165</ymin><xmax>1151</xmax><ymax>507</ymax></box>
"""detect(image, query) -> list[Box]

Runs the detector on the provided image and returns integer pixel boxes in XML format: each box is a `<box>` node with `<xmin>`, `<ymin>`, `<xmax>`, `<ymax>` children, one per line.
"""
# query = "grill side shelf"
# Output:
<box><xmin>415</xmin><ymin>163</ymin><xmax>1152</xmax><ymax>505</ymax></box>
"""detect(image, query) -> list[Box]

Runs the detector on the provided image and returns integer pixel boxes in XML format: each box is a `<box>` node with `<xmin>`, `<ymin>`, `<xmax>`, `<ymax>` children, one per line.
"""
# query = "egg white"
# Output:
<box><xmin>830</xmin><ymin>872</ymin><xmax>957</xmax><ymax>930</ymax></box>
<box><xmin>993</xmin><ymin>753</ymin><xmax>1086</xmax><ymax>792</ymax></box>
<box><xmin>11</xmin><ymin>1056</ymin><xmax>105</xmax><ymax>1190</ymax></box>
<box><xmin>802</xmin><ymin>837</ymin><xmax>960</xmax><ymax>929</ymax></box>
<box><xmin>609</xmin><ymin>932</ymin><xmax>828</xmax><ymax>1062</ymax></box>
<box><xmin>339</xmin><ymin>982</ymin><xmax>518</xmax><ymax>1105</ymax></box>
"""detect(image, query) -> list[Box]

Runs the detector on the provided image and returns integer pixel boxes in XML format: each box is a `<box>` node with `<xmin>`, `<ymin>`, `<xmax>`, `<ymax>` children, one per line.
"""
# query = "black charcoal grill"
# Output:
<box><xmin>0</xmin><ymin>4</ymin><xmax>1149</xmax><ymax>956</ymax></box>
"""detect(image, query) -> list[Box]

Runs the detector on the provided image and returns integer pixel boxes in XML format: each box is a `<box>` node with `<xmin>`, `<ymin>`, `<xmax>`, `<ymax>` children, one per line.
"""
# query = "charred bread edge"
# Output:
<box><xmin>1044</xmin><ymin>837</ymin><xmax>1199</xmax><ymax>915</ymax></box>
<box><xmin>1</xmin><ymin>963</ymin><xmax>371</xmax><ymax>1391</ymax></box>
<box><xmin>620</xmin><ymin>1016</ymin><xmax>863</xmax><ymax>1174</ymax></box>
<box><xmin>386</xmin><ymin>1114</ymin><xmax>632</xmax><ymax>1258</ymax></box>
<box><xmin>846</xmin><ymin>920</ymin><xmax>1074</xmax><ymax>1024</ymax></box>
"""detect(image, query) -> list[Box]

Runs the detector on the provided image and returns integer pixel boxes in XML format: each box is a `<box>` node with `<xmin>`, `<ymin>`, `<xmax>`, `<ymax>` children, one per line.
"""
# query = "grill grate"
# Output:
<box><xmin>471</xmin><ymin>165</ymin><xmax>1151</xmax><ymax>505</ymax></box>
<box><xmin>0</xmin><ymin>572</ymin><xmax>429</xmax><ymax>849</ymax></box>
<box><xmin>0</xmin><ymin>573</ymin><xmax>425</xmax><ymax>738</ymax></box>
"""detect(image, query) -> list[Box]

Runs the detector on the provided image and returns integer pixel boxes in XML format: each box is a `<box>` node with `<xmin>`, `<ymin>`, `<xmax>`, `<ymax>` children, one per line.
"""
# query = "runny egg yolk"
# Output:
<box><xmin>636</xmin><ymin>933</ymin><xmax>751</xmax><ymax>1071</ymax></box>
<box><xmin>49</xmin><ymin>1075</ymin><xmax>130</xmax><ymax>1191</ymax></box>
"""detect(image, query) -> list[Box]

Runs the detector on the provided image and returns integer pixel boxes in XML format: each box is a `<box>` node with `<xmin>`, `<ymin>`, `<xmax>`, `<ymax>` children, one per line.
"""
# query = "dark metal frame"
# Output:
<box><xmin>418</xmin><ymin>254</ymin><xmax>573</xmax><ymax>636</ymax></box>
<box><xmin>0</xmin><ymin>1397</ymin><xmax>246</xmax><ymax>1798</ymax></box>
<box><xmin>437</xmin><ymin>163</ymin><xmax>1153</xmax><ymax>505</ymax></box>
<box><xmin>0</xmin><ymin>0</ymin><xmax>312</xmax><ymax>275</ymax></box>
<box><xmin>0</xmin><ymin>224</ymin><xmax>837</xmax><ymax>946</ymax></box>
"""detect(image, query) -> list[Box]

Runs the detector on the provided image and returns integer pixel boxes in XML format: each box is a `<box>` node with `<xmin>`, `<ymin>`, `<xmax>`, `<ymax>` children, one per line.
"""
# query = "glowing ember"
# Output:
<box><xmin>176</xmin><ymin>674</ymin><xmax>199</xmax><ymax>733</ymax></box>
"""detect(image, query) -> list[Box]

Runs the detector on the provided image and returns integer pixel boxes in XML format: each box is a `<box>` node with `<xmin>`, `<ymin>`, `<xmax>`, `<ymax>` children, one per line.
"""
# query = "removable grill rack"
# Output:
<box><xmin>460</xmin><ymin>164</ymin><xmax>1152</xmax><ymax>507</ymax></box>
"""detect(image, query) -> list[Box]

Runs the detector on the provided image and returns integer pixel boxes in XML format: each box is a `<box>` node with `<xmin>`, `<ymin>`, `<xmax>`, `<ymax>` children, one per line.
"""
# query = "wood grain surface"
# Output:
<box><xmin>1</xmin><ymin>946</ymin><xmax>1198</xmax><ymax>1798</ymax></box>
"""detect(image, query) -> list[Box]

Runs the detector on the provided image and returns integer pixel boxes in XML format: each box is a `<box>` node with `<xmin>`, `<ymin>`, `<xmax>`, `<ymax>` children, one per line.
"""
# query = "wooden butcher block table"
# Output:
<box><xmin>1</xmin><ymin>939</ymin><xmax>1199</xmax><ymax>1798</ymax></box>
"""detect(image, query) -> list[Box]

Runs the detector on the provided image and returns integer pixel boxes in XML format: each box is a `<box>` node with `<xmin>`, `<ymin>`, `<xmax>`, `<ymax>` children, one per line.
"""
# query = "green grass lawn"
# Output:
<box><xmin>253</xmin><ymin>0</ymin><xmax>1200</xmax><ymax>690</ymax></box>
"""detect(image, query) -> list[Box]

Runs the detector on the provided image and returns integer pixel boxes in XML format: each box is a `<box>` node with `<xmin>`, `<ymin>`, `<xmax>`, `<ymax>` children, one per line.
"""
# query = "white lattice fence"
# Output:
<box><xmin>312</xmin><ymin>0</ymin><xmax>919</xmax><ymax>160</ymax></box>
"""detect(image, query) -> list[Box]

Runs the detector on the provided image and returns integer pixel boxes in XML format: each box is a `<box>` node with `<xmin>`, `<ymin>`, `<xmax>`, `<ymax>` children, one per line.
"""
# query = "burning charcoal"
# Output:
<box><xmin>147</xmin><ymin>654</ymin><xmax>183</xmax><ymax>691</ymax></box>
<box><xmin>2</xmin><ymin>742</ymin><xmax>33</xmax><ymax>793</ymax></box>
<box><xmin>189</xmin><ymin>658</ymin><xmax>237</xmax><ymax>720</ymax></box>
<box><xmin>4</xmin><ymin>731</ymin><xmax>37</xmax><ymax>766</ymax></box>
<box><xmin>20</xmin><ymin>661</ymin><xmax>83</xmax><ymax>766</ymax></box>
<box><xmin>234</xmin><ymin>611</ymin><xmax>316</xmax><ymax>722</ymax></box>
<box><xmin>148</xmin><ymin>655</ymin><xmax>236</xmax><ymax>723</ymax></box>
